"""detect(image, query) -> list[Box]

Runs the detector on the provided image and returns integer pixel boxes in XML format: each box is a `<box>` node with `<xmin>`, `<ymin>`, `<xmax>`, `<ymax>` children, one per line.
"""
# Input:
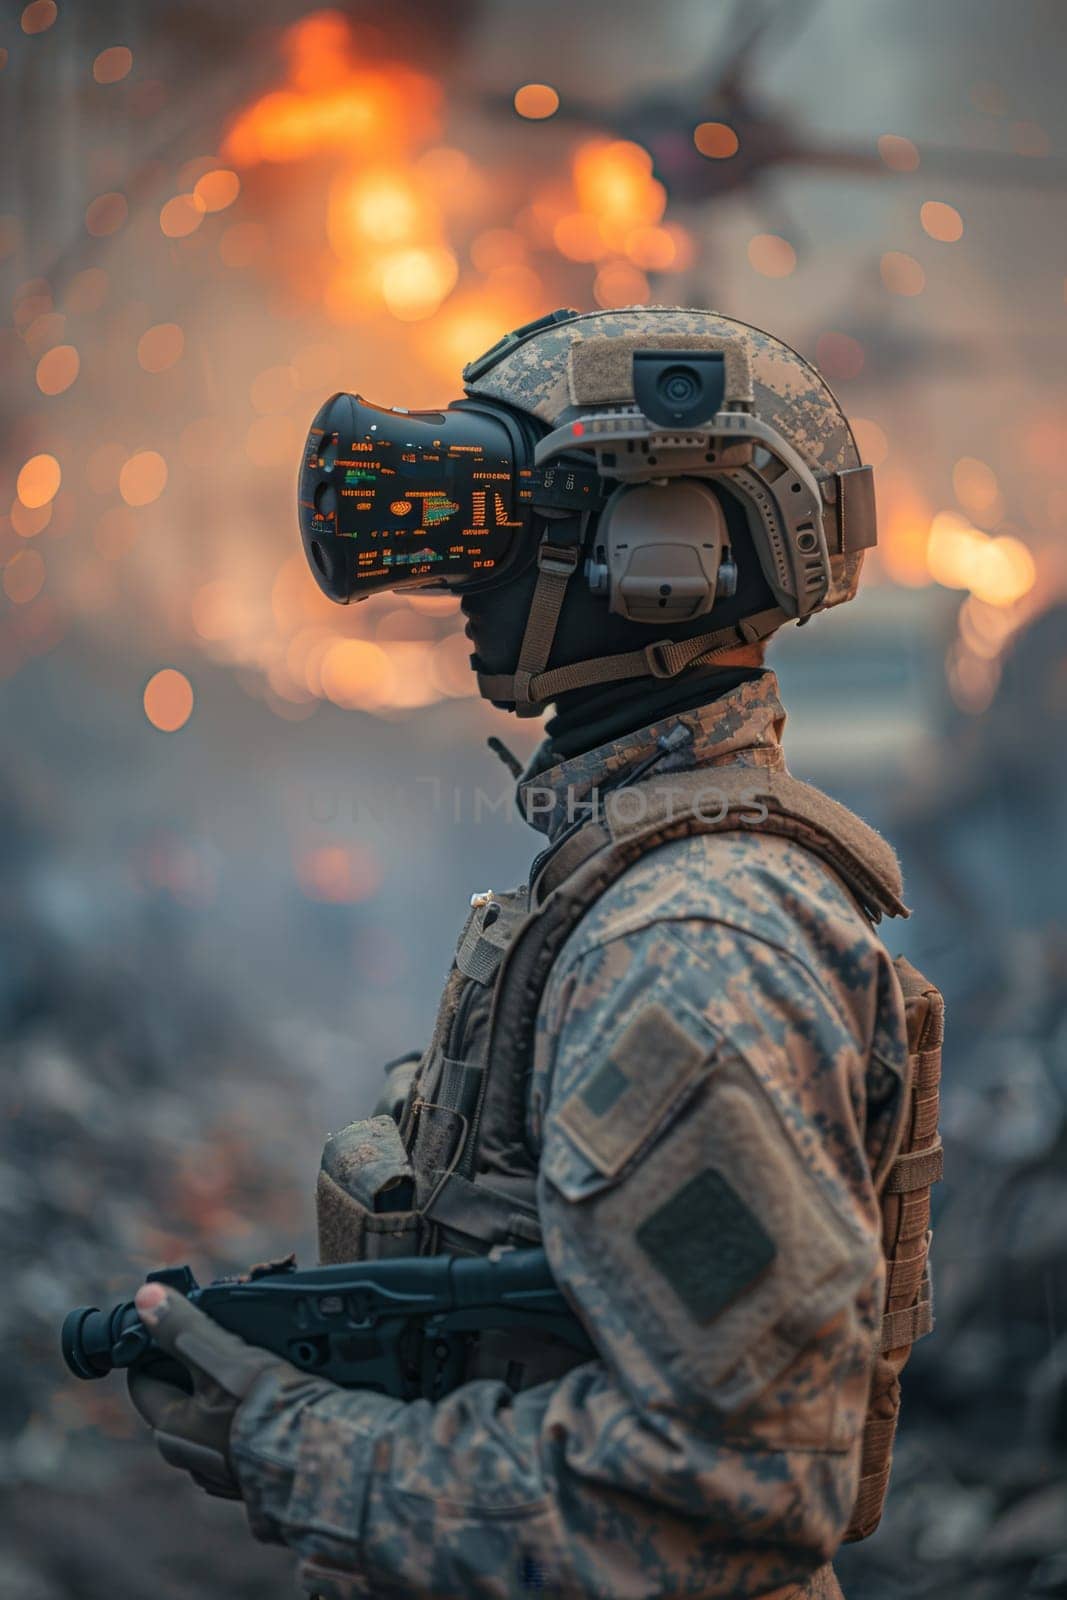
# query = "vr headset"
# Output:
<box><xmin>297</xmin><ymin>331</ymin><xmax>876</xmax><ymax>700</ymax></box>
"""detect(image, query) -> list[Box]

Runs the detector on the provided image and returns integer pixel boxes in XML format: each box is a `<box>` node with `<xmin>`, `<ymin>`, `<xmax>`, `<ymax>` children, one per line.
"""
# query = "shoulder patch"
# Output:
<box><xmin>635</xmin><ymin>1167</ymin><xmax>777</xmax><ymax>1322</ymax></box>
<box><xmin>555</xmin><ymin>1002</ymin><xmax>706</xmax><ymax>1177</ymax></box>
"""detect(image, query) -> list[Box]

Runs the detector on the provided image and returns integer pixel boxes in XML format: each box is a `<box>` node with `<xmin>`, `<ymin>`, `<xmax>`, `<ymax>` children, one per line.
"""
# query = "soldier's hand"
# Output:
<box><xmin>127</xmin><ymin>1282</ymin><xmax>285</xmax><ymax>1500</ymax></box>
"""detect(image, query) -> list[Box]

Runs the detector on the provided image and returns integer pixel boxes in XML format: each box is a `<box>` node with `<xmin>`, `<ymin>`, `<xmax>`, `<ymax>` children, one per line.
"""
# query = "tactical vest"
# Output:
<box><xmin>316</xmin><ymin>766</ymin><xmax>943</xmax><ymax>1545</ymax></box>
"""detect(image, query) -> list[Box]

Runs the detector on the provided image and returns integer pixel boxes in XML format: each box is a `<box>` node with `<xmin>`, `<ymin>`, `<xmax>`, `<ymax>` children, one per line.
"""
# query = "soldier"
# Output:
<box><xmin>127</xmin><ymin>309</ymin><xmax>942</xmax><ymax>1599</ymax></box>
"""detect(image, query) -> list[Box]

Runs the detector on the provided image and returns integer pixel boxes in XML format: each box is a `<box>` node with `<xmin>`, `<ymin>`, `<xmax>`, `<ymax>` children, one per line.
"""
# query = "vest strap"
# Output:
<box><xmin>881</xmin><ymin>1289</ymin><xmax>933</xmax><ymax>1352</ymax></box>
<box><xmin>456</xmin><ymin>914</ymin><xmax>511</xmax><ymax>984</ymax></box>
<box><xmin>884</xmin><ymin>1234</ymin><xmax>929</xmax><ymax>1304</ymax></box>
<box><xmin>603</xmin><ymin>767</ymin><xmax>908</xmax><ymax>922</ymax></box>
<box><xmin>884</xmin><ymin>1140</ymin><xmax>943</xmax><ymax>1193</ymax></box>
<box><xmin>849</xmin><ymin>1463</ymin><xmax>893</xmax><ymax>1536</ymax></box>
<box><xmin>421</xmin><ymin>1168</ymin><xmax>542</xmax><ymax>1248</ymax></box>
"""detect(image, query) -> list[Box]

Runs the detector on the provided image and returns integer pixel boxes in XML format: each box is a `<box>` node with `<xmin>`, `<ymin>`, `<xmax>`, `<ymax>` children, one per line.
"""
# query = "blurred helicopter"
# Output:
<box><xmin>491</xmin><ymin>0</ymin><xmax>1067</xmax><ymax>208</ymax></box>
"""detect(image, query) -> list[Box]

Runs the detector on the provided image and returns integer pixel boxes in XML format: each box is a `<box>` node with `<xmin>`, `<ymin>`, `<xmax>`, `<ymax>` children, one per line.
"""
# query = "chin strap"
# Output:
<box><xmin>477</xmin><ymin>599</ymin><xmax>790</xmax><ymax>713</ymax></box>
<box><xmin>478</xmin><ymin>463</ymin><xmax>876</xmax><ymax>715</ymax></box>
<box><xmin>505</xmin><ymin>517</ymin><xmax>586</xmax><ymax>715</ymax></box>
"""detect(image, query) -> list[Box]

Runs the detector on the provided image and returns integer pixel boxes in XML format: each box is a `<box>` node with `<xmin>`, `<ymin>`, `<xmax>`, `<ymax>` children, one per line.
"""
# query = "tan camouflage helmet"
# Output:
<box><xmin>464</xmin><ymin>307</ymin><xmax>877</xmax><ymax>712</ymax></box>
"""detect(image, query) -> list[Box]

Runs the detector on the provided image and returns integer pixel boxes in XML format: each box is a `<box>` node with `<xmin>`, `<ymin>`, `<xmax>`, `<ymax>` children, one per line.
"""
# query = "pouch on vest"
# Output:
<box><xmin>316</xmin><ymin>1114</ymin><xmax>422</xmax><ymax>1263</ymax></box>
<box><xmin>843</xmin><ymin>955</ymin><xmax>944</xmax><ymax>1542</ymax></box>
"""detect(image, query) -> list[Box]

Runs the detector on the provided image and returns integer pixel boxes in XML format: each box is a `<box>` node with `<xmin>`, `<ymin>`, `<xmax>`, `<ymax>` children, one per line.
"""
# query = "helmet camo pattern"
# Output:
<box><xmin>464</xmin><ymin>305</ymin><xmax>868</xmax><ymax>614</ymax></box>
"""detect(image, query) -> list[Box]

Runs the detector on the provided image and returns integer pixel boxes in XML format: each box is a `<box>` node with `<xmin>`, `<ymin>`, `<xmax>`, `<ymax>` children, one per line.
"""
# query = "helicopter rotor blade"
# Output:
<box><xmin>704</xmin><ymin>0</ymin><xmax>822</xmax><ymax>104</ymax></box>
<box><xmin>776</xmin><ymin>137</ymin><xmax>1067</xmax><ymax>188</ymax></box>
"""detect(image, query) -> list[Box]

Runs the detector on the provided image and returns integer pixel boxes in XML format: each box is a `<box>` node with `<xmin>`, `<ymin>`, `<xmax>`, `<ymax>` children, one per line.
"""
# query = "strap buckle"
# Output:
<box><xmin>644</xmin><ymin>639</ymin><xmax>677</xmax><ymax>679</ymax></box>
<box><xmin>537</xmin><ymin>541</ymin><xmax>580</xmax><ymax>578</ymax></box>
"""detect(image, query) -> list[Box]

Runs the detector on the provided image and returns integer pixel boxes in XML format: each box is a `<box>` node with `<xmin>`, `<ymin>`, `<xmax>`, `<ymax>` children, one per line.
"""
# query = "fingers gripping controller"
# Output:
<box><xmin>126</xmin><ymin>1283</ymin><xmax>287</xmax><ymax>1499</ymax></box>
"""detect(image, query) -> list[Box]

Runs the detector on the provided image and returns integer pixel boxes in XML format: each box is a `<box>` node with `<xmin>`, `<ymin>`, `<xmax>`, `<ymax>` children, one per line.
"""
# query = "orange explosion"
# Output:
<box><xmin>222</xmin><ymin>11</ymin><xmax>440</xmax><ymax>166</ymax></box>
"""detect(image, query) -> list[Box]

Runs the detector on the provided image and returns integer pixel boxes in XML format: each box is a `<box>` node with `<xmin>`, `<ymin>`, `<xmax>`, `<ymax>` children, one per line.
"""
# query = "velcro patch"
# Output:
<box><xmin>569</xmin><ymin>332</ymin><xmax>754</xmax><ymax>408</ymax></box>
<box><xmin>635</xmin><ymin>1167</ymin><xmax>777</xmax><ymax>1323</ymax></box>
<box><xmin>556</xmin><ymin>1003</ymin><xmax>707</xmax><ymax>1177</ymax></box>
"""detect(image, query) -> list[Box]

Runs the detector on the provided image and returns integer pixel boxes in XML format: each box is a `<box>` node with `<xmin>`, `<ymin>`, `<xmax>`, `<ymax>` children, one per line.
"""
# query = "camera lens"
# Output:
<box><xmin>658</xmin><ymin>366</ymin><xmax>699</xmax><ymax>405</ymax></box>
<box><xmin>632</xmin><ymin>349</ymin><xmax>725</xmax><ymax>428</ymax></box>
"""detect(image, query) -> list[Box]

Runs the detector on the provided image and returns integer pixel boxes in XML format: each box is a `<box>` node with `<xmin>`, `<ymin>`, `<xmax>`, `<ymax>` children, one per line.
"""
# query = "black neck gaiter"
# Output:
<box><xmin>542</xmin><ymin>665</ymin><xmax>766</xmax><ymax>761</ymax></box>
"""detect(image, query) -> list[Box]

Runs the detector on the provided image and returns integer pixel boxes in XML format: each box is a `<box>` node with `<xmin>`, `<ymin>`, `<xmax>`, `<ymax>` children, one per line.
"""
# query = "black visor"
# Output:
<box><xmin>298</xmin><ymin>393</ymin><xmax>543</xmax><ymax>603</ymax></box>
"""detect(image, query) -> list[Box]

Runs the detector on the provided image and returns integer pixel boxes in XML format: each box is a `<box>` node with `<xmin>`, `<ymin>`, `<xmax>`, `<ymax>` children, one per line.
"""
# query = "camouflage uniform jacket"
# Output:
<box><xmin>230</xmin><ymin>671</ymin><xmax>909</xmax><ymax>1600</ymax></box>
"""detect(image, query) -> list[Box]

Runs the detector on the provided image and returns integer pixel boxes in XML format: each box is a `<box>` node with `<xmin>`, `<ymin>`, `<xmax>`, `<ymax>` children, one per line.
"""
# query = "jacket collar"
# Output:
<box><xmin>517</xmin><ymin>670</ymin><xmax>788</xmax><ymax>841</ymax></box>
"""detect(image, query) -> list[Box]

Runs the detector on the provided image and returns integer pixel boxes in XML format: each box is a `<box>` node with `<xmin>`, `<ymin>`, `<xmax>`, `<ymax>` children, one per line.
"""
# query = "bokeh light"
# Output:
<box><xmin>921</xmin><ymin>200</ymin><xmax>964</xmax><ymax>242</ymax></box>
<box><xmin>193</xmin><ymin>169</ymin><xmax>241</xmax><ymax>212</ymax></box>
<box><xmin>85</xmin><ymin>193</ymin><xmax>128</xmax><ymax>237</ymax></box>
<box><xmin>880</xmin><ymin>251</ymin><xmax>925</xmax><ymax>295</ymax></box>
<box><xmin>192</xmin><ymin>579</ymin><xmax>242</xmax><ymax>641</ymax></box>
<box><xmin>514</xmin><ymin>84</ymin><xmax>559</xmax><ymax>120</ymax></box>
<box><xmin>10</xmin><ymin>497</ymin><xmax>52</xmax><ymax>539</ymax></box>
<box><xmin>144</xmin><ymin>668</ymin><xmax>194</xmax><ymax>732</ymax></box>
<box><xmin>137</xmin><ymin>322</ymin><xmax>185</xmax><ymax>373</ymax></box>
<box><xmin>851</xmin><ymin>418</ymin><xmax>890</xmax><ymax>467</ymax></box>
<box><xmin>625</xmin><ymin>224</ymin><xmax>677</xmax><ymax>271</ymax></box>
<box><xmin>573</xmin><ymin>141</ymin><xmax>665</xmax><ymax>240</ymax></box>
<box><xmin>926</xmin><ymin>511</ymin><xmax>980</xmax><ymax>589</ymax></box>
<box><xmin>379</xmin><ymin>246</ymin><xmax>458</xmax><ymax>320</ymax></box>
<box><xmin>747</xmin><ymin>234</ymin><xmax>797</xmax><ymax>278</ymax></box>
<box><xmin>93</xmin><ymin>47</ymin><xmax>133</xmax><ymax>84</ymax></box>
<box><xmin>35</xmin><ymin>344</ymin><xmax>80</xmax><ymax>395</ymax></box>
<box><xmin>119</xmin><ymin>450</ymin><xmax>168</xmax><ymax>507</ymax></box>
<box><xmin>877</xmin><ymin>134</ymin><xmax>920</xmax><ymax>172</ymax></box>
<box><xmin>13</xmin><ymin>277</ymin><xmax>52</xmax><ymax>329</ymax></box>
<box><xmin>814</xmin><ymin>331</ymin><xmax>865</xmax><ymax>380</ymax></box>
<box><xmin>969</xmin><ymin>537</ymin><xmax>1036</xmax><ymax>607</ymax></box>
<box><xmin>952</xmin><ymin>456</ymin><xmax>1001</xmax><ymax>517</ymax></box>
<box><xmin>926</xmin><ymin>511</ymin><xmax>1036</xmax><ymax>606</ymax></box>
<box><xmin>160</xmin><ymin>194</ymin><xmax>205</xmax><ymax>238</ymax></box>
<box><xmin>694</xmin><ymin>122</ymin><xmax>739</xmax><ymax>159</ymax></box>
<box><xmin>330</xmin><ymin>170</ymin><xmax>423</xmax><ymax>251</ymax></box>
<box><xmin>593</xmin><ymin>261</ymin><xmax>650</xmax><ymax>308</ymax></box>
<box><xmin>23</xmin><ymin>310</ymin><xmax>65</xmax><ymax>357</ymax></box>
<box><xmin>319</xmin><ymin>637</ymin><xmax>393</xmax><ymax>710</ymax></box>
<box><xmin>947</xmin><ymin>643</ymin><xmax>1000</xmax><ymax>714</ymax></box>
<box><xmin>16</xmin><ymin>453</ymin><xmax>61</xmax><ymax>509</ymax></box>
<box><xmin>4</xmin><ymin>548</ymin><xmax>45</xmax><ymax>603</ymax></box>
<box><xmin>21</xmin><ymin>1</ymin><xmax>57</xmax><ymax>34</ymax></box>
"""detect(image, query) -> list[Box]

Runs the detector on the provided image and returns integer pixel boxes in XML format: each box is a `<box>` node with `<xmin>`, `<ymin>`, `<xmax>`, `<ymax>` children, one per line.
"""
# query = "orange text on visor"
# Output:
<box><xmin>298</xmin><ymin>393</ymin><xmax>599</xmax><ymax>602</ymax></box>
